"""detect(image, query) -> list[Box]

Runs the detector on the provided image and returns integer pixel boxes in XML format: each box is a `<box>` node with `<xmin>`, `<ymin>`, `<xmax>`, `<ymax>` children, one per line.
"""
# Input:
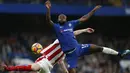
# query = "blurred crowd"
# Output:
<box><xmin>0</xmin><ymin>32</ymin><xmax>130</xmax><ymax>73</ymax></box>
<box><xmin>0</xmin><ymin>0</ymin><xmax>130</xmax><ymax>7</ymax></box>
<box><xmin>51</xmin><ymin>0</ymin><xmax>123</xmax><ymax>6</ymax></box>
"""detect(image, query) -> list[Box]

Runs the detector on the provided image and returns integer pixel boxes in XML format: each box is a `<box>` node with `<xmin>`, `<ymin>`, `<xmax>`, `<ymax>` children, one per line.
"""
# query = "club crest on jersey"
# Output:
<box><xmin>60</xmin><ymin>26</ymin><xmax>63</xmax><ymax>28</ymax></box>
<box><xmin>68</xmin><ymin>64</ymin><xmax>70</xmax><ymax>68</ymax></box>
<box><xmin>69</xmin><ymin>23</ymin><xmax>72</xmax><ymax>27</ymax></box>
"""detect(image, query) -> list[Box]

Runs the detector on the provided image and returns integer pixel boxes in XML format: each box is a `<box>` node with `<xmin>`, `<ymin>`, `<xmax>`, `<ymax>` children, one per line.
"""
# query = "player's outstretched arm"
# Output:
<box><xmin>0</xmin><ymin>63</ymin><xmax>40</xmax><ymax>71</ymax></box>
<box><xmin>74</xmin><ymin>28</ymin><xmax>94</xmax><ymax>36</ymax></box>
<box><xmin>78</xmin><ymin>5</ymin><xmax>101</xmax><ymax>23</ymax></box>
<box><xmin>45</xmin><ymin>0</ymin><xmax>54</xmax><ymax>25</ymax></box>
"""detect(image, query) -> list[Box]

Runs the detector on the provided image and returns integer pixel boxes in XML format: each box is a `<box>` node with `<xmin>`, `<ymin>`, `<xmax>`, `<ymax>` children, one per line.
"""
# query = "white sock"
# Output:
<box><xmin>102</xmin><ymin>47</ymin><xmax>119</xmax><ymax>55</ymax></box>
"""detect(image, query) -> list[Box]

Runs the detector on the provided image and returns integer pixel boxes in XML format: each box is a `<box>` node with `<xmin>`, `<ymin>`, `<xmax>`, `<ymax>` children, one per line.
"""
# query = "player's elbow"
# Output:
<box><xmin>31</xmin><ymin>63</ymin><xmax>41</xmax><ymax>71</ymax></box>
<box><xmin>79</xmin><ymin>18</ymin><xmax>88</xmax><ymax>22</ymax></box>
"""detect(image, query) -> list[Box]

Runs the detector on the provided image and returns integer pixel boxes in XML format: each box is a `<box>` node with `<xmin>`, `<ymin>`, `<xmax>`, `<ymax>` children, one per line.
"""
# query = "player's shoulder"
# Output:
<box><xmin>54</xmin><ymin>22</ymin><xmax>58</xmax><ymax>25</ymax></box>
<box><xmin>53</xmin><ymin>39</ymin><xmax>59</xmax><ymax>44</ymax></box>
<box><xmin>66</xmin><ymin>20</ymin><xmax>77</xmax><ymax>27</ymax></box>
<box><xmin>68</xmin><ymin>20</ymin><xmax>78</xmax><ymax>23</ymax></box>
<box><xmin>53</xmin><ymin>23</ymin><xmax>60</xmax><ymax>27</ymax></box>
<box><xmin>67</xmin><ymin>20</ymin><xmax>73</xmax><ymax>23</ymax></box>
<box><xmin>54</xmin><ymin>22</ymin><xmax>60</xmax><ymax>25</ymax></box>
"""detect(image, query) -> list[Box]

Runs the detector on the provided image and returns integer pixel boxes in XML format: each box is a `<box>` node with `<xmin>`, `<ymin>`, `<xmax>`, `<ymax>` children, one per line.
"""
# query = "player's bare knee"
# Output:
<box><xmin>68</xmin><ymin>68</ymin><xmax>76</xmax><ymax>73</ymax></box>
<box><xmin>31</xmin><ymin>63</ymin><xmax>41</xmax><ymax>71</ymax></box>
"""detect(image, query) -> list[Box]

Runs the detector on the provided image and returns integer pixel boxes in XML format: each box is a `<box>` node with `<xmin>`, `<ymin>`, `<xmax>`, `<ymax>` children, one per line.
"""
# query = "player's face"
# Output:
<box><xmin>58</xmin><ymin>14</ymin><xmax>67</xmax><ymax>24</ymax></box>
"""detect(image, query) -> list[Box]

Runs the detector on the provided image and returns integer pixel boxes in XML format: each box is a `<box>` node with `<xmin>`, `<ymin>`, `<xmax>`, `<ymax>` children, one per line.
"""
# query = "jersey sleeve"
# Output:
<box><xmin>70</xmin><ymin>20</ymin><xmax>80</xmax><ymax>28</ymax></box>
<box><xmin>53</xmin><ymin>39</ymin><xmax>59</xmax><ymax>44</ymax></box>
<box><xmin>53</xmin><ymin>23</ymin><xmax>59</xmax><ymax>28</ymax></box>
<box><xmin>53</xmin><ymin>23</ymin><xmax>60</xmax><ymax>32</ymax></box>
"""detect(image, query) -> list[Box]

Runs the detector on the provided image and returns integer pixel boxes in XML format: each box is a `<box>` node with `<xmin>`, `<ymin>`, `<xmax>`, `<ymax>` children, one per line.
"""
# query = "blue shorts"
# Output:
<box><xmin>65</xmin><ymin>44</ymin><xmax>91</xmax><ymax>69</ymax></box>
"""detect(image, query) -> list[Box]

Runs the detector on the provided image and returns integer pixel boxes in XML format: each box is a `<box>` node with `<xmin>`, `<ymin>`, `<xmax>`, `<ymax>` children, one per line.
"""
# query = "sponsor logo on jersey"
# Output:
<box><xmin>60</xmin><ymin>28</ymin><xmax>73</xmax><ymax>33</ymax></box>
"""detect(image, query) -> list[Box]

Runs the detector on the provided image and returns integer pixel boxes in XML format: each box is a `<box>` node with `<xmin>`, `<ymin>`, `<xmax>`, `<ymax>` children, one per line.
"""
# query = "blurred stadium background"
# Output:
<box><xmin>0</xmin><ymin>0</ymin><xmax>130</xmax><ymax>73</ymax></box>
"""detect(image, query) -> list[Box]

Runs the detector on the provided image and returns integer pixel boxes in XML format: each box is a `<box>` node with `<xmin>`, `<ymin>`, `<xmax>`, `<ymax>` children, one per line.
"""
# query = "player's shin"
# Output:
<box><xmin>102</xmin><ymin>47</ymin><xmax>121</xmax><ymax>56</ymax></box>
<box><xmin>89</xmin><ymin>44</ymin><xmax>121</xmax><ymax>56</ymax></box>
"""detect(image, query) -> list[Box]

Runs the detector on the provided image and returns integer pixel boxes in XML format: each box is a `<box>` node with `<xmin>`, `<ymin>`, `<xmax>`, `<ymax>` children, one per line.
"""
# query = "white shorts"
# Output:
<box><xmin>36</xmin><ymin>58</ymin><xmax>53</xmax><ymax>73</ymax></box>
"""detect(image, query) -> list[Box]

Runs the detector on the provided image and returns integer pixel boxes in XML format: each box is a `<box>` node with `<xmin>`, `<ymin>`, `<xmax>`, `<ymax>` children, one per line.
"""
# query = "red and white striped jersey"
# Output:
<box><xmin>35</xmin><ymin>39</ymin><xmax>65</xmax><ymax>65</ymax></box>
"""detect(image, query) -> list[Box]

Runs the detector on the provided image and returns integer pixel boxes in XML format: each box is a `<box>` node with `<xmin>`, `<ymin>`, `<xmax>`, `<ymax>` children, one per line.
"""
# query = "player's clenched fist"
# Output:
<box><xmin>83</xmin><ymin>28</ymin><xmax>94</xmax><ymax>33</ymax></box>
<box><xmin>0</xmin><ymin>65</ymin><xmax>5</xmax><ymax>72</ymax></box>
<box><xmin>93</xmin><ymin>5</ymin><xmax>102</xmax><ymax>11</ymax></box>
<box><xmin>45</xmin><ymin>0</ymin><xmax>51</xmax><ymax>9</ymax></box>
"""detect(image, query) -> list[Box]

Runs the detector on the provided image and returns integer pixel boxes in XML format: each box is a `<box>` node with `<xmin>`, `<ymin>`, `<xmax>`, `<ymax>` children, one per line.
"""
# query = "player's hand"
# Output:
<box><xmin>45</xmin><ymin>0</ymin><xmax>51</xmax><ymax>9</ymax></box>
<box><xmin>0</xmin><ymin>65</ymin><xmax>6</xmax><ymax>72</ymax></box>
<box><xmin>93</xmin><ymin>5</ymin><xmax>102</xmax><ymax>11</ymax></box>
<box><xmin>84</xmin><ymin>28</ymin><xmax>94</xmax><ymax>33</ymax></box>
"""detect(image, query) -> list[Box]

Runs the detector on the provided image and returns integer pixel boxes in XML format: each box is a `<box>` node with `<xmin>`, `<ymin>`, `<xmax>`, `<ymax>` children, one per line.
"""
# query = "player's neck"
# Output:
<box><xmin>59</xmin><ymin>22</ymin><xmax>66</xmax><ymax>26</ymax></box>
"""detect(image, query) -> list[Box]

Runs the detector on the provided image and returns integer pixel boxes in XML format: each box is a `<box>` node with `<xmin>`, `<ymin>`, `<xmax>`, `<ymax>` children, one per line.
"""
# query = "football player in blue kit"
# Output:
<box><xmin>45</xmin><ymin>0</ymin><xmax>130</xmax><ymax>73</ymax></box>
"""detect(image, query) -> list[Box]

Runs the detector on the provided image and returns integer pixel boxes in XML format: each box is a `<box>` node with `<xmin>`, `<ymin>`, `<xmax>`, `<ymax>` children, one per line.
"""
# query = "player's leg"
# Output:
<box><xmin>36</xmin><ymin>58</ymin><xmax>53</xmax><ymax>73</ymax></box>
<box><xmin>79</xmin><ymin>44</ymin><xmax>130</xmax><ymax>57</ymax></box>
<box><xmin>65</xmin><ymin>49</ymin><xmax>78</xmax><ymax>73</ymax></box>
<box><xmin>89</xmin><ymin>44</ymin><xmax>120</xmax><ymax>55</ymax></box>
<box><xmin>89</xmin><ymin>44</ymin><xmax>130</xmax><ymax>57</ymax></box>
<box><xmin>0</xmin><ymin>63</ymin><xmax>40</xmax><ymax>71</ymax></box>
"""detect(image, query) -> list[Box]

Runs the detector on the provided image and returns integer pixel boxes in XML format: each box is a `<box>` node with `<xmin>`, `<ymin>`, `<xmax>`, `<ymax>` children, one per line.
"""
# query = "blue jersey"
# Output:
<box><xmin>53</xmin><ymin>20</ymin><xmax>80</xmax><ymax>52</ymax></box>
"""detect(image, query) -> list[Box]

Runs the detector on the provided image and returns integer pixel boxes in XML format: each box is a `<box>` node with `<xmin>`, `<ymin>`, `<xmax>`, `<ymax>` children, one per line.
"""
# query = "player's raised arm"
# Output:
<box><xmin>74</xmin><ymin>28</ymin><xmax>94</xmax><ymax>36</ymax></box>
<box><xmin>78</xmin><ymin>5</ymin><xmax>101</xmax><ymax>23</ymax></box>
<box><xmin>45</xmin><ymin>0</ymin><xmax>54</xmax><ymax>25</ymax></box>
